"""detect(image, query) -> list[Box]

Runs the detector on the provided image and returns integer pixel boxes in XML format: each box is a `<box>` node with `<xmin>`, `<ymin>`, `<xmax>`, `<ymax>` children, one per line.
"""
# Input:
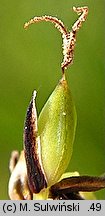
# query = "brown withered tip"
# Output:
<box><xmin>24</xmin><ymin>90</ymin><xmax>47</xmax><ymax>194</ymax></box>
<box><xmin>24</xmin><ymin>6</ymin><xmax>88</xmax><ymax>74</ymax></box>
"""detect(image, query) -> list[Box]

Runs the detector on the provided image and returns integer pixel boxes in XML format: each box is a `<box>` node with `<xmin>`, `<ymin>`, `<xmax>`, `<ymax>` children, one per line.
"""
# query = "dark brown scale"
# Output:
<box><xmin>24</xmin><ymin>92</ymin><xmax>47</xmax><ymax>193</ymax></box>
<box><xmin>50</xmin><ymin>175</ymin><xmax>105</xmax><ymax>199</ymax></box>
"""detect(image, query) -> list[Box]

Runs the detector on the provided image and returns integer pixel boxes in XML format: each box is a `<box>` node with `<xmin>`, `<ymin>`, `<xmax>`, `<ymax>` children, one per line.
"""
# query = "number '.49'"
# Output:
<box><xmin>90</xmin><ymin>203</ymin><xmax>101</xmax><ymax>211</ymax></box>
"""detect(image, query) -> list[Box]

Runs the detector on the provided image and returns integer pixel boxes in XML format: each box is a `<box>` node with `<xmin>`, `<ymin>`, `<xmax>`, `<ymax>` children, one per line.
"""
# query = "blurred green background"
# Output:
<box><xmin>0</xmin><ymin>0</ymin><xmax>104</xmax><ymax>199</ymax></box>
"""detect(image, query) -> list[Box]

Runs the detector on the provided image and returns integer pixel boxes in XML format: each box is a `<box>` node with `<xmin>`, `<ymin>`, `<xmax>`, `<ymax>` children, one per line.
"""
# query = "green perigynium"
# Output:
<box><xmin>38</xmin><ymin>77</ymin><xmax>77</xmax><ymax>186</ymax></box>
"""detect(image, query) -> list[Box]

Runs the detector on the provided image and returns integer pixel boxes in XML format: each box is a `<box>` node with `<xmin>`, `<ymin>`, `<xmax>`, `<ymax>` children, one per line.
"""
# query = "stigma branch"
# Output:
<box><xmin>24</xmin><ymin>6</ymin><xmax>88</xmax><ymax>74</ymax></box>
